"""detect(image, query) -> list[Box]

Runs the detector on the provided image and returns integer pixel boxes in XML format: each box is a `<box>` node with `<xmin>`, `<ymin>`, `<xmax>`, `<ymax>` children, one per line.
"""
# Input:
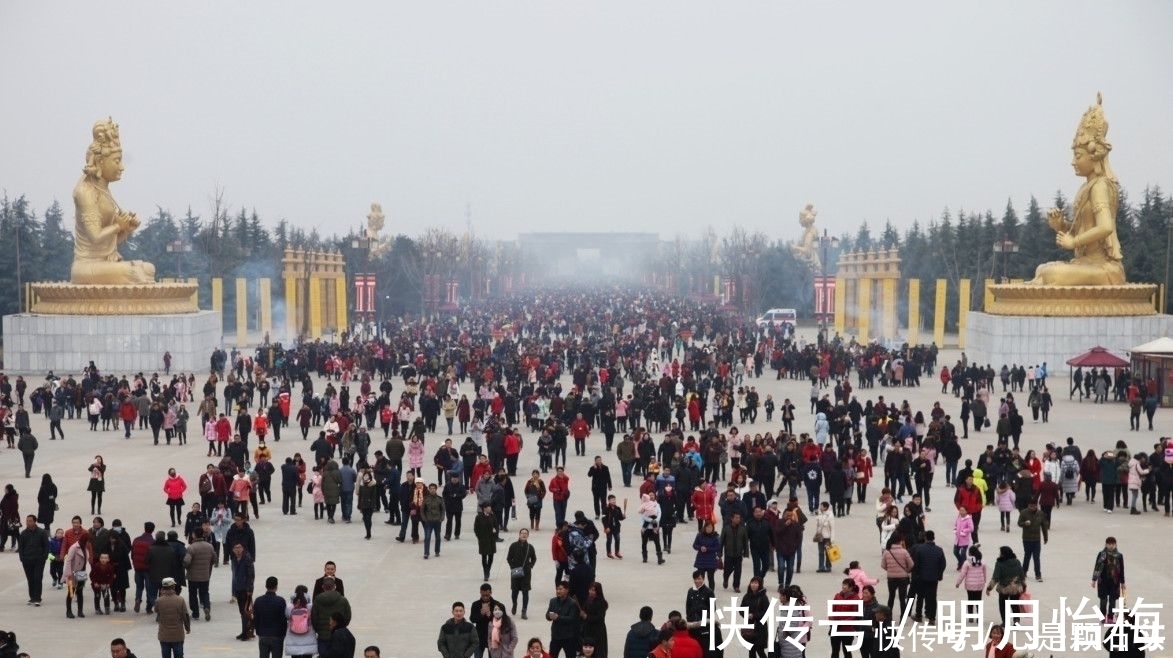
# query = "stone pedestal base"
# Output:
<box><xmin>986</xmin><ymin>283</ymin><xmax>1157</xmax><ymax>316</ymax></box>
<box><xmin>29</xmin><ymin>282</ymin><xmax>199</xmax><ymax>315</ymax></box>
<box><xmin>2</xmin><ymin>311</ymin><xmax>222</xmax><ymax>375</ymax></box>
<box><xmin>965</xmin><ymin>312</ymin><xmax>1173</xmax><ymax>373</ymax></box>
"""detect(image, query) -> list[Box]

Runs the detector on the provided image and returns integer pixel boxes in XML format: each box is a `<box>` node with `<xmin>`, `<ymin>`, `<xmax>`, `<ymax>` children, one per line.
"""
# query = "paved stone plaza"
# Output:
<box><xmin>0</xmin><ymin>346</ymin><xmax>1169</xmax><ymax>658</ymax></box>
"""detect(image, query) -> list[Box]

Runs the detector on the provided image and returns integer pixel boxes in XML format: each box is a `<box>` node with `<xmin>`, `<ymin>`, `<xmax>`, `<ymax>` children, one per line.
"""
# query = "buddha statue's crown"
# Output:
<box><xmin>83</xmin><ymin>117</ymin><xmax>122</xmax><ymax>178</ymax></box>
<box><xmin>1073</xmin><ymin>93</ymin><xmax>1110</xmax><ymax>153</ymax></box>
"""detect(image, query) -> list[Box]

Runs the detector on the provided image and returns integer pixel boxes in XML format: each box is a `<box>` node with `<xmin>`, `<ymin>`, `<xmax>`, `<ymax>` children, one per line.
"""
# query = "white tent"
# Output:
<box><xmin>1130</xmin><ymin>337</ymin><xmax>1173</xmax><ymax>355</ymax></box>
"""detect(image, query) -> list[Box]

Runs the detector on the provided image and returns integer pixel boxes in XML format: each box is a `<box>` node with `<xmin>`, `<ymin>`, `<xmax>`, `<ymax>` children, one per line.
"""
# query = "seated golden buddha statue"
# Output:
<box><xmin>1028</xmin><ymin>94</ymin><xmax>1124</xmax><ymax>286</ymax></box>
<box><xmin>70</xmin><ymin>118</ymin><xmax>156</xmax><ymax>285</ymax></box>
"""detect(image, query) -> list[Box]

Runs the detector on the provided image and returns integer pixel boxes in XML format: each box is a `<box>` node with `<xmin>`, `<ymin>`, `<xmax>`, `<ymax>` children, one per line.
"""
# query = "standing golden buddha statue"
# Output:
<box><xmin>70</xmin><ymin>118</ymin><xmax>156</xmax><ymax>285</ymax></box>
<box><xmin>1028</xmin><ymin>93</ymin><xmax>1124</xmax><ymax>286</ymax></box>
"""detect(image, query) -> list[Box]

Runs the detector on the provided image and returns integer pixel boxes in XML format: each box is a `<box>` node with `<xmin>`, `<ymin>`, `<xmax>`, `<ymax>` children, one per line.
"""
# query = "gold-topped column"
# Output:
<box><xmin>958</xmin><ymin>279</ymin><xmax>971</xmax><ymax>349</ymax></box>
<box><xmin>258</xmin><ymin>278</ymin><xmax>272</xmax><ymax>339</ymax></box>
<box><xmin>235</xmin><ymin>277</ymin><xmax>248</xmax><ymax>347</ymax></box>
<box><xmin>934</xmin><ymin>279</ymin><xmax>947</xmax><ymax>347</ymax></box>
<box><xmin>881</xmin><ymin>278</ymin><xmax>897</xmax><ymax>341</ymax></box>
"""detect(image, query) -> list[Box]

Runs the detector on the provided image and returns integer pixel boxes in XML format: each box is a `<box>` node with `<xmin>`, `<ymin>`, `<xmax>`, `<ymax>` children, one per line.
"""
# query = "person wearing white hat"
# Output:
<box><xmin>155</xmin><ymin>576</ymin><xmax>191</xmax><ymax>658</ymax></box>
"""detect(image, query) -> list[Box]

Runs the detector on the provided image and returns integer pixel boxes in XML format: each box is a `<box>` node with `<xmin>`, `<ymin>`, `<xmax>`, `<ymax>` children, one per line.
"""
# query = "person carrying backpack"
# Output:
<box><xmin>284</xmin><ymin>584</ymin><xmax>316</xmax><ymax>658</ymax></box>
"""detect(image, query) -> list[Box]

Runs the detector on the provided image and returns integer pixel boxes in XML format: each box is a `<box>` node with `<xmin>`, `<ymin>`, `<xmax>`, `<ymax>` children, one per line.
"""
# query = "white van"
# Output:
<box><xmin>755</xmin><ymin>308</ymin><xmax>797</xmax><ymax>328</ymax></box>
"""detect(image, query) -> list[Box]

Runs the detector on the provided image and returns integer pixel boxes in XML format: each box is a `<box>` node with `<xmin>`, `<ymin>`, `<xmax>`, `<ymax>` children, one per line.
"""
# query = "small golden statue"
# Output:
<box><xmin>1027</xmin><ymin>93</ymin><xmax>1124</xmax><ymax>286</ymax></box>
<box><xmin>70</xmin><ymin>118</ymin><xmax>156</xmax><ymax>285</ymax></box>
<box><xmin>365</xmin><ymin>202</ymin><xmax>385</xmax><ymax>240</ymax></box>
<box><xmin>790</xmin><ymin>203</ymin><xmax>821</xmax><ymax>272</ymax></box>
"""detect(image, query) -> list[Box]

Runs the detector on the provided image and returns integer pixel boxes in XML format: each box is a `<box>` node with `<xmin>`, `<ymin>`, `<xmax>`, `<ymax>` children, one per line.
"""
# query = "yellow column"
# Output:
<box><xmin>235</xmin><ymin>277</ymin><xmax>248</xmax><ymax>347</ymax></box>
<box><xmin>844</xmin><ymin>279</ymin><xmax>857</xmax><ymax>333</ymax></box>
<box><xmin>833</xmin><ymin>277</ymin><xmax>847</xmax><ymax>336</ymax></box>
<box><xmin>284</xmin><ymin>276</ymin><xmax>298</xmax><ymax>341</ymax></box>
<box><xmin>258</xmin><ymin>278</ymin><xmax>272</xmax><ymax>339</ymax></box>
<box><xmin>881</xmin><ymin>278</ymin><xmax>897</xmax><ymax>341</ymax></box>
<box><xmin>934</xmin><ymin>279</ymin><xmax>947</xmax><ymax>347</ymax></box>
<box><xmin>857</xmin><ymin>279</ymin><xmax>871</xmax><ymax>343</ymax></box>
<box><xmin>335</xmin><ymin>277</ymin><xmax>348</xmax><ymax>337</ymax></box>
<box><xmin>211</xmin><ymin>277</ymin><xmax>223</xmax><ymax>319</ymax></box>
<box><xmin>907</xmin><ymin>279</ymin><xmax>920</xmax><ymax>345</ymax></box>
<box><xmin>983</xmin><ymin>278</ymin><xmax>995</xmax><ymax>312</ymax></box>
<box><xmin>309</xmin><ymin>277</ymin><xmax>323</xmax><ymax>339</ymax></box>
<box><xmin>713</xmin><ymin>275</ymin><xmax>720</xmax><ymax>297</ymax></box>
<box><xmin>958</xmin><ymin>278</ymin><xmax>971</xmax><ymax>349</ymax></box>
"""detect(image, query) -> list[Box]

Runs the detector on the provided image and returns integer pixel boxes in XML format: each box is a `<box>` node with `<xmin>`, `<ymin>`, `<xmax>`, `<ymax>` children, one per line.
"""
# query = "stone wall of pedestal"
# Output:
<box><xmin>965</xmin><ymin>312</ymin><xmax>1173</xmax><ymax>373</ymax></box>
<box><xmin>2</xmin><ymin>311</ymin><xmax>222</xmax><ymax>375</ymax></box>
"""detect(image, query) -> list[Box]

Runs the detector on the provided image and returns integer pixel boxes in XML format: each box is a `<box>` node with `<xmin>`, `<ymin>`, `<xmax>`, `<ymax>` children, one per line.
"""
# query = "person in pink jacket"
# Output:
<box><xmin>163</xmin><ymin>468</ymin><xmax>188</xmax><ymax>528</ymax></box>
<box><xmin>995</xmin><ymin>481</ymin><xmax>1016</xmax><ymax>532</ymax></box>
<box><xmin>952</xmin><ymin>506</ymin><xmax>974</xmax><ymax>569</ymax></box>
<box><xmin>955</xmin><ymin>546</ymin><xmax>987</xmax><ymax>601</ymax></box>
<box><xmin>842</xmin><ymin>560</ymin><xmax>878</xmax><ymax>592</ymax></box>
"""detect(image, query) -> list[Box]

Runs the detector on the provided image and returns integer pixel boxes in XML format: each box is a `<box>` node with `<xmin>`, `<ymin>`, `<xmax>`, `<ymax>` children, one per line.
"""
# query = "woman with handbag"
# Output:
<box><xmin>813</xmin><ymin>502</ymin><xmax>835</xmax><ymax>572</ymax></box>
<box><xmin>985</xmin><ymin>546</ymin><xmax>1026</xmax><ymax>625</ymax></box>
<box><xmin>64</xmin><ymin>534</ymin><xmax>91</xmax><ymax>618</ymax></box>
<box><xmin>523</xmin><ymin>471</ymin><xmax>546</xmax><ymax>532</ymax></box>
<box><xmin>88</xmin><ymin>455</ymin><xmax>107</xmax><ymax>515</ymax></box>
<box><xmin>506</xmin><ymin>529</ymin><xmax>538</xmax><ymax>618</ymax></box>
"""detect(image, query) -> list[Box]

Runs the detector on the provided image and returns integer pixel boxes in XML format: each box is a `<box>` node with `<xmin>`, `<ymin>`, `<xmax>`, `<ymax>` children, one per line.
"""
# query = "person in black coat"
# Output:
<box><xmin>908</xmin><ymin>530</ymin><xmax>947</xmax><ymax>625</ymax></box>
<box><xmin>36</xmin><ymin>474</ymin><xmax>58</xmax><ymax>531</ymax></box>
<box><xmin>324</xmin><ymin>611</ymin><xmax>356</xmax><ymax>658</ymax></box>
<box><xmin>280</xmin><ymin>458</ymin><xmax>300</xmax><ymax>515</ymax></box>
<box><xmin>622</xmin><ymin>606</ymin><xmax>659</xmax><ymax>658</ymax></box>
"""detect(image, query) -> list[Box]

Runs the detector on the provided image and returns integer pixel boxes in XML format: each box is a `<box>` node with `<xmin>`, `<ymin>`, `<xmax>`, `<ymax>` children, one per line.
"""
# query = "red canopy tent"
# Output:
<box><xmin>1066</xmin><ymin>346</ymin><xmax>1129</xmax><ymax>368</ymax></box>
<box><xmin>1066</xmin><ymin>346</ymin><xmax>1129</xmax><ymax>402</ymax></box>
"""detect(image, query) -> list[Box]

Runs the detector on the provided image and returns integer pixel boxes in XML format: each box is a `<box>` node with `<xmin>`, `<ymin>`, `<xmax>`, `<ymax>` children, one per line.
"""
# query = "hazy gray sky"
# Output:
<box><xmin>2</xmin><ymin>2</ymin><xmax>1172</xmax><ymax>242</ymax></box>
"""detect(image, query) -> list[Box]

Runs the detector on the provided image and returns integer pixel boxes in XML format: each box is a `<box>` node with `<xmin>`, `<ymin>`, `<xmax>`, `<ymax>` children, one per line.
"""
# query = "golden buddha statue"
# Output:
<box><xmin>70</xmin><ymin>118</ymin><xmax>156</xmax><ymax>285</ymax></box>
<box><xmin>1027</xmin><ymin>94</ymin><xmax>1125</xmax><ymax>286</ymax></box>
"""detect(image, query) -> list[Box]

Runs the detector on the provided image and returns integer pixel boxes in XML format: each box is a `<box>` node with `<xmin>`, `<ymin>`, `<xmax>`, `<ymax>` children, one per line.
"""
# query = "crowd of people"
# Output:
<box><xmin>0</xmin><ymin>287</ymin><xmax>1169</xmax><ymax>658</ymax></box>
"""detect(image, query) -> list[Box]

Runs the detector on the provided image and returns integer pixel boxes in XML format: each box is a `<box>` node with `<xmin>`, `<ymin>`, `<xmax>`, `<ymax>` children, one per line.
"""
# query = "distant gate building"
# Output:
<box><xmin>518</xmin><ymin>232</ymin><xmax>660</xmax><ymax>279</ymax></box>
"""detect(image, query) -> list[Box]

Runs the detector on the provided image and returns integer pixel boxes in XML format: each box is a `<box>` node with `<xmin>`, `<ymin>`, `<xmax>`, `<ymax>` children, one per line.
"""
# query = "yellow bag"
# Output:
<box><xmin>825</xmin><ymin>543</ymin><xmax>842</xmax><ymax>564</ymax></box>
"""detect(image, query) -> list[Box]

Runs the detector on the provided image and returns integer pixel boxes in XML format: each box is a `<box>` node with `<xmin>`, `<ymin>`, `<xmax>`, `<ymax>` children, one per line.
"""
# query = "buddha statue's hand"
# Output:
<box><xmin>1056</xmin><ymin>232</ymin><xmax>1075</xmax><ymax>250</ymax></box>
<box><xmin>1046</xmin><ymin>208</ymin><xmax>1066</xmax><ymax>233</ymax></box>
<box><xmin>117</xmin><ymin>211</ymin><xmax>140</xmax><ymax>232</ymax></box>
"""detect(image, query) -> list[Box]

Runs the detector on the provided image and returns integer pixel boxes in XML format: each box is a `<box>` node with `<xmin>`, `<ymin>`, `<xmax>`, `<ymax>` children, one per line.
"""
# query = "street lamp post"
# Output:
<box><xmin>993</xmin><ymin>239</ymin><xmax>1019</xmax><ymax>283</ymax></box>
<box><xmin>818</xmin><ymin>229</ymin><xmax>840</xmax><ymax>325</ymax></box>
<box><xmin>166</xmin><ymin>240</ymin><xmax>193</xmax><ymax>279</ymax></box>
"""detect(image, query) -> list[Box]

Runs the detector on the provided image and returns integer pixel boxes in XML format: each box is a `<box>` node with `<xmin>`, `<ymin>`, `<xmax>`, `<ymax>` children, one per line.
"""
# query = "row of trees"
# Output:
<box><xmin>693</xmin><ymin>187</ymin><xmax>1173</xmax><ymax>331</ymax></box>
<box><xmin>0</xmin><ymin>185</ymin><xmax>1171</xmax><ymax>332</ymax></box>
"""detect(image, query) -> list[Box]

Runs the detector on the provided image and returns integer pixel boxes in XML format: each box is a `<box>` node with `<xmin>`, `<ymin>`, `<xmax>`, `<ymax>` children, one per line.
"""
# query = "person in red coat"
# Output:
<box><xmin>690</xmin><ymin>483</ymin><xmax>716</xmax><ymax>531</ymax></box>
<box><xmin>983</xmin><ymin>624</ymin><xmax>1015</xmax><ymax>658</ymax></box>
<box><xmin>469</xmin><ymin>455</ymin><xmax>494</xmax><ymax>494</ymax></box>
<box><xmin>828</xmin><ymin>579</ymin><xmax>862</xmax><ymax>658</ymax></box>
<box><xmin>119</xmin><ymin>398</ymin><xmax>137</xmax><ymax>438</ymax></box>
<box><xmin>671</xmin><ymin>621</ymin><xmax>703</xmax><ymax>658</ymax></box>
<box><xmin>953</xmin><ymin>477</ymin><xmax>985</xmax><ymax>543</ymax></box>
<box><xmin>853</xmin><ymin>450</ymin><xmax>874</xmax><ymax>504</ymax></box>
<box><xmin>214</xmin><ymin>414</ymin><xmax>232</xmax><ymax>456</ymax></box>
<box><xmin>570</xmin><ymin>414</ymin><xmax>590</xmax><ymax>457</ymax></box>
